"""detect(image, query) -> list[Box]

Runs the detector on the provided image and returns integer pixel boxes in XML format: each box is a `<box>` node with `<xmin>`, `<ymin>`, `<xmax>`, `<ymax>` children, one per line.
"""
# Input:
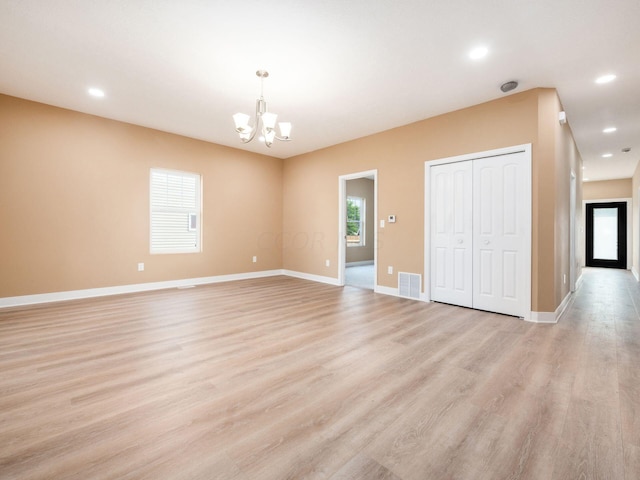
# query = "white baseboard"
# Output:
<box><xmin>527</xmin><ymin>290</ymin><xmax>573</xmax><ymax>324</ymax></box>
<box><xmin>0</xmin><ymin>270</ymin><xmax>284</xmax><ymax>309</ymax></box>
<box><xmin>1</xmin><ymin>269</ymin><xmax>344</xmax><ymax>309</ymax></box>
<box><xmin>374</xmin><ymin>285</ymin><xmax>399</xmax><ymax>297</ymax></box>
<box><xmin>575</xmin><ymin>271</ymin><xmax>584</xmax><ymax>289</ymax></box>
<box><xmin>281</xmin><ymin>270</ymin><xmax>341</xmax><ymax>286</ymax></box>
<box><xmin>374</xmin><ymin>285</ymin><xmax>430</xmax><ymax>303</ymax></box>
<box><xmin>527</xmin><ymin>311</ymin><xmax>558</xmax><ymax>324</ymax></box>
<box><xmin>0</xmin><ymin>269</ymin><xmax>570</xmax><ymax>325</ymax></box>
<box><xmin>633</xmin><ymin>266</ymin><xmax>639</xmax><ymax>282</ymax></box>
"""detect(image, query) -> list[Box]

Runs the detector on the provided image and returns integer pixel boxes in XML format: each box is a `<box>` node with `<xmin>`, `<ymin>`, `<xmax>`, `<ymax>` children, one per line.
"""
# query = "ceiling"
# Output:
<box><xmin>1</xmin><ymin>0</ymin><xmax>638</xmax><ymax>182</ymax></box>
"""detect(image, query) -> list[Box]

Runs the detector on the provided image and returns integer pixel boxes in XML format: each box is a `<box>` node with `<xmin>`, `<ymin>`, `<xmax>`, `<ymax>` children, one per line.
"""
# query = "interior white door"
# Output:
<box><xmin>472</xmin><ymin>152</ymin><xmax>529</xmax><ymax>317</ymax></box>
<box><xmin>430</xmin><ymin>160</ymin><xmax>473</xmax><ymax>307</ymax></box>
<box><xmin>428</xmin><ymin>149</ymin><xmax>530</xmax><ymax>318</ymax></box>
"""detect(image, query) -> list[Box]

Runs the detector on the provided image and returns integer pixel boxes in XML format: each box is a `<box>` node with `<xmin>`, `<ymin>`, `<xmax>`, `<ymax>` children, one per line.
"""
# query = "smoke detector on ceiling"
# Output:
<box><xmin>622</xmin><ymin>147</ymin><xmax>631</xmax><ymax>153</ymax></box>
<box><xmin>500</xmin><ymin>80</ymin><xmax>519</xmax><ymax>93</ymax></box>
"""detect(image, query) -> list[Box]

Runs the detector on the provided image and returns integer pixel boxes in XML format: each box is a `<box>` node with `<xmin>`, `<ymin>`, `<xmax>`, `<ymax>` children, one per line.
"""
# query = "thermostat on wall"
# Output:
<box><xmin>388</xmin><ymin>215</ymin><xmax>396</xmax><ymax>223</ymax></box>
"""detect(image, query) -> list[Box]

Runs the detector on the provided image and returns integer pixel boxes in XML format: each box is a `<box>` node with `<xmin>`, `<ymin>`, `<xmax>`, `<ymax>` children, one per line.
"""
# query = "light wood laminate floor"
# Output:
<box><xmin>1</xmin><ymin>268</ymin><xmax>639</xmax><ymax>479</ymax></box>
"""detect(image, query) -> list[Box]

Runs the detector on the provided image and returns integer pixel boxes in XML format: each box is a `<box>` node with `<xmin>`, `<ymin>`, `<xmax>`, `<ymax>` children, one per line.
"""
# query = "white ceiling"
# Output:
<box><xmin>1</xmin><ymin>0</ymin><xmax>638</xmax><ymax>182</ymax></box>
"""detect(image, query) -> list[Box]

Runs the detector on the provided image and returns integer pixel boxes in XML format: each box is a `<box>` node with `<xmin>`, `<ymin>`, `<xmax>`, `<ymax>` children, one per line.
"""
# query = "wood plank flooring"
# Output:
<box><xmin>0</xmin><ymin>268</ymin><xmax>638</xmax><ymax>479</ymax></box>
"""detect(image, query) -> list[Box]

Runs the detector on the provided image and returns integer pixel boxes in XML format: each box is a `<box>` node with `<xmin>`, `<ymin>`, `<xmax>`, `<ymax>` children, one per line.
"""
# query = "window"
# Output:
<box><xmin>346</xmin><ymin>196</ymin><xmax>365</xmax><ymax>247</ymax></box>
<box><xmin>150</xmin><ymin>168</ymin><xmax>201</xmax><ymax>254</ymax></box>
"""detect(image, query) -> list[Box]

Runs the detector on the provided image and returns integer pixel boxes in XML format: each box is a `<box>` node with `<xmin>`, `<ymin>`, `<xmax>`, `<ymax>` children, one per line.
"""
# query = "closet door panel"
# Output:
<box><xmin>430</xmin><ymin>161</ymin><xmax>473</xmax><ymax>307</ymax></box>
<box><xmin>473</xmin><ymin>153</ymin><xmax>528</xmax><ymax>317</ymax></box>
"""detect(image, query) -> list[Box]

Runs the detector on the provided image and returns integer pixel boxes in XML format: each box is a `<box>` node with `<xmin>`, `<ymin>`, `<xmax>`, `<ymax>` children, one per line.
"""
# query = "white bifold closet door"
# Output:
<box><xmin>430</xmin><ymin>161</ymin><xmax>473</xmax><ymax>308</ymax></box>
<box><xmin>430</xmin><ymin>151</ymin><xmax>529</xmax><ymax>317</ymax></box>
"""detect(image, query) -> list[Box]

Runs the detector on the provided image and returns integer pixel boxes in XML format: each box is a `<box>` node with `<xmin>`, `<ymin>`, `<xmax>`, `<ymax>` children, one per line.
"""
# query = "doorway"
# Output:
<box><xmin>338</xmin><ymin>171</ymin><xmax>377</xmax><ymax>289</ymax></box>
<box><xmin>585</xmin><ymin>202</ymin><xmax>627</xmax><ymax>269</ymax></box>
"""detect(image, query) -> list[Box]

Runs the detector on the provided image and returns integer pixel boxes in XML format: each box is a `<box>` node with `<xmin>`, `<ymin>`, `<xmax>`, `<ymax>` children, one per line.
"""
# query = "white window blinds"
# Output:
<box><xmin>150</xmin><ymin>168</ymin><xmax>201</xmax><ymax>254</ymax></box>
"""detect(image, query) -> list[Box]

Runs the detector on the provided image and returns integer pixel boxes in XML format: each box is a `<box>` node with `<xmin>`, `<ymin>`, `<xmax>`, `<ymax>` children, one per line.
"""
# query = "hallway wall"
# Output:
<box><xmin>584</xmin><ymin>178</ymin><xmax>632</xmax><ymax>200</ymax></box>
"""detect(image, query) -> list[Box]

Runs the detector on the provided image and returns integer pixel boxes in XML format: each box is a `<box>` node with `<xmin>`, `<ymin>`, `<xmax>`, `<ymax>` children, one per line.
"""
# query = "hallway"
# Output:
<box><xmin>345</xmin><ymin>264</ymin><xmax>375</xmax><ymax>290</ymax></box>
<box><xmin>551</xmin><ymin>267</ymin><xmax>639</xmax><ymax>478</ymax></box>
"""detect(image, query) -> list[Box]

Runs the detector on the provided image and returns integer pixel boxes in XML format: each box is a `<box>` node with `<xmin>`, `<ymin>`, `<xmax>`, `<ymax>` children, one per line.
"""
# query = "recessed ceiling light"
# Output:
<box><xmin>602</xmin><ymin>153</ymin><xmax>613</xmax><ymax>158</ymax></box>
<box><xmin>595</xmin><ymin>74</ymin><xmax>616</xmax><ymax>84</ymax></box>
<box><xmin>603</xmin><ymin>127</ymin><xmax>617</xmax><ymax>133</ymax></box>
<box><xmin>469</xmin><ymin>46</ymin><xmax>488</xmax><ymax>60</ymax></box>
<box><xmin>88</xmin><ymin>87</ymin><xmax>105</xmax><ymax>98</ymax></box>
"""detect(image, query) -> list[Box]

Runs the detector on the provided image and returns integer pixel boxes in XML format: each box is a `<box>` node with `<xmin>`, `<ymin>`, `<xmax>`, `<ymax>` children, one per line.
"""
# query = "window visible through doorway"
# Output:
<box><xmin>150</xmin><ymin>168</ymin><xmax>202</xmax><ymax>254</ymax></box>
<box><xmin>347</xmin><ymin>196</ymin><xmax>365</xmax><ymax>247</ymax></box>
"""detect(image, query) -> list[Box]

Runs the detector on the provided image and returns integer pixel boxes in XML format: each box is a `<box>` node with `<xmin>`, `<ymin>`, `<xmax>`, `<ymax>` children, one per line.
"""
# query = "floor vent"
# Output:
<box><xmin>398</xmin><ymin>272</ymin><xmax>421</xmax><ymax>299</ymax></box>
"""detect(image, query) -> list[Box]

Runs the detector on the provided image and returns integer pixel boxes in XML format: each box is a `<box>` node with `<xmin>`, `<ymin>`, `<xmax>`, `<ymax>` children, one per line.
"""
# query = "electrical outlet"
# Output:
<box><xmin>563</xmin><ymin>274</ymin><xmax>567</xmax><ymax>284</ymax></box>
<box><xmin>252</xmin><ymin>256</ymin><xmax>257</xmax><ymax>263</ymax></box>
<box><xmin>325</xmin><ymin>259</ymin><xmax>330</xmax><ymax>267</ymax></box>
<box><xmin>380</xmin><ymin>219</ymin><xmax>385</xmax><ymax>228</ymax></box>
<box><xmin>388</xmin><ymin>266</ymin><xmax>393</xmax><ymax>275</ymax></box>
<box><xmin>137</xmin><ymin>263</ymin><xmax>144</xmax><ymax>272</ymax></box>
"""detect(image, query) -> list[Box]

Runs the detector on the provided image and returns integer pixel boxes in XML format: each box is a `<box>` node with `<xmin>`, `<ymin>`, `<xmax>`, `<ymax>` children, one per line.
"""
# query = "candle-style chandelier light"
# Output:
<box><xmin>232</xmin><ymin>70</ymin><xmax>292</xmax><ymax>148</ymax></box>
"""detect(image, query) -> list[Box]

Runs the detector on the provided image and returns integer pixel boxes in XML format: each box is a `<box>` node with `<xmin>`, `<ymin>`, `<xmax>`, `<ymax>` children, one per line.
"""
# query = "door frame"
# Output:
<box><xmin>585</xmin><ymin>201</ymin><xmax>628</xmax><ymax>269</ymax></box>
<box><xmin>570</xmin><ymin>172</ymin><xmax>577</xmax><ymax>291</ymax></box>
<box><xmin>582</xmin><ymin>198</ymin><xmax>631</xmax><ymax>270</ymax></box>
<box><xmin>338</xmin><ymin>170</ymin><xmax>378</xmax><ymax>287</ymax></box>
<box><xmin>637</xmin><ymin>187</ymin><xmax>640</xmax><ymax>280</ymax></box>
<box><xmin>424</xmin><ymin>144</ymin><xmax>532</xmax><ymax>319</ymax></box>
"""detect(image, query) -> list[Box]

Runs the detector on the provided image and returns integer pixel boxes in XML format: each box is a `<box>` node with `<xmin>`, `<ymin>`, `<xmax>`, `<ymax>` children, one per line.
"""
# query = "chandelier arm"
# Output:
<box><xmin>239</xmin><ymin>131</ymin><xmax>258</xmax><ymax>143</ymax></box>
<box><xmin>237</xmin><ymin>120</ymin><xmax>259</xmax><ymax>143</ymax></box>
<box><xmin>237</xmin><ymin>98</ymin><xmax>264</xmax><ymax>143</ymax></box>
<box><xmin>239</xmin><ymin>120</ymin><xmax>259</xmax><ymax>143</ymax></box>
<box><xmin>273</xmin><ymin>134</ymin><xmax>292</xmax><ymax>142</ymax></box>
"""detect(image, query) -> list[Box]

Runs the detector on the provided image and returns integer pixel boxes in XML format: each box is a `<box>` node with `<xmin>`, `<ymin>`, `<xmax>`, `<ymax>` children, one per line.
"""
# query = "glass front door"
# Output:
<box><xmin>586</xmin><ymin>202</ymin><xmax>626</xmax><ymax>269</ymax></box>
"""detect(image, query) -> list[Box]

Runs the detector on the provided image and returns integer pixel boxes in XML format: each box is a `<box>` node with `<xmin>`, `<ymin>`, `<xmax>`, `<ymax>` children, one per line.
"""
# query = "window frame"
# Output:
<box><xmin>149</xmin><ymin>168</ymin><xmax>202</xmax><ymax>254</ymax></box>
<box><xmin>346</xmin><ymin>195</ymin><xmax>365</xmax><ymax>247</ymax></box>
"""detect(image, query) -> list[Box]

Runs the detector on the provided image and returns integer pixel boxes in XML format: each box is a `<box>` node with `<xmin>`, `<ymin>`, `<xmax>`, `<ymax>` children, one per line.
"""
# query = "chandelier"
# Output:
<box><xmin>232</xmin><ymin>70</ymin><xmax>292</xmax><ymax>148</ymax></box>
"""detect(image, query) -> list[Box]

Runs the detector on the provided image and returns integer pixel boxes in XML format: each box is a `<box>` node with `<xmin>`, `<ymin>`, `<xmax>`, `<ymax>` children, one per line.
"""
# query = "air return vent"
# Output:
<box><xmin>398</xmin><ymin>272</ymin><xmax>421</xmax><ymax>299</ymax></box>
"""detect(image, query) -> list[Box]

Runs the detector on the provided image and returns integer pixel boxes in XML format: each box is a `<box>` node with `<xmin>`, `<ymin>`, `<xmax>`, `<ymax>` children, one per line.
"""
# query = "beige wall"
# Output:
<box><xmin>346</xmin><ymin>178</ymin><xmax>375</xmax><ymax>264</ymax></box>
<box><xmin>283</xmin><ymin>88</ymin><xmax>582</xmax><ymax>313</ymax></box>
<box><xmin>583</xmin><ymin>178</ymin><xmax>632</xmax><ymax>200</ymax></box>
<box><xmin>0</xmin><ymin>94</ymin><xmax>283</xmax><ymax>297</ymax></box>
<box><xmin>550</xmin><ymin>91</ymin><xmax>584</xmax><ymax>306</ymax></box>
<box><xmin>1</xmin><ymin>88</ymin><xmax>584</xmax><ymax>315</ymax></box>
